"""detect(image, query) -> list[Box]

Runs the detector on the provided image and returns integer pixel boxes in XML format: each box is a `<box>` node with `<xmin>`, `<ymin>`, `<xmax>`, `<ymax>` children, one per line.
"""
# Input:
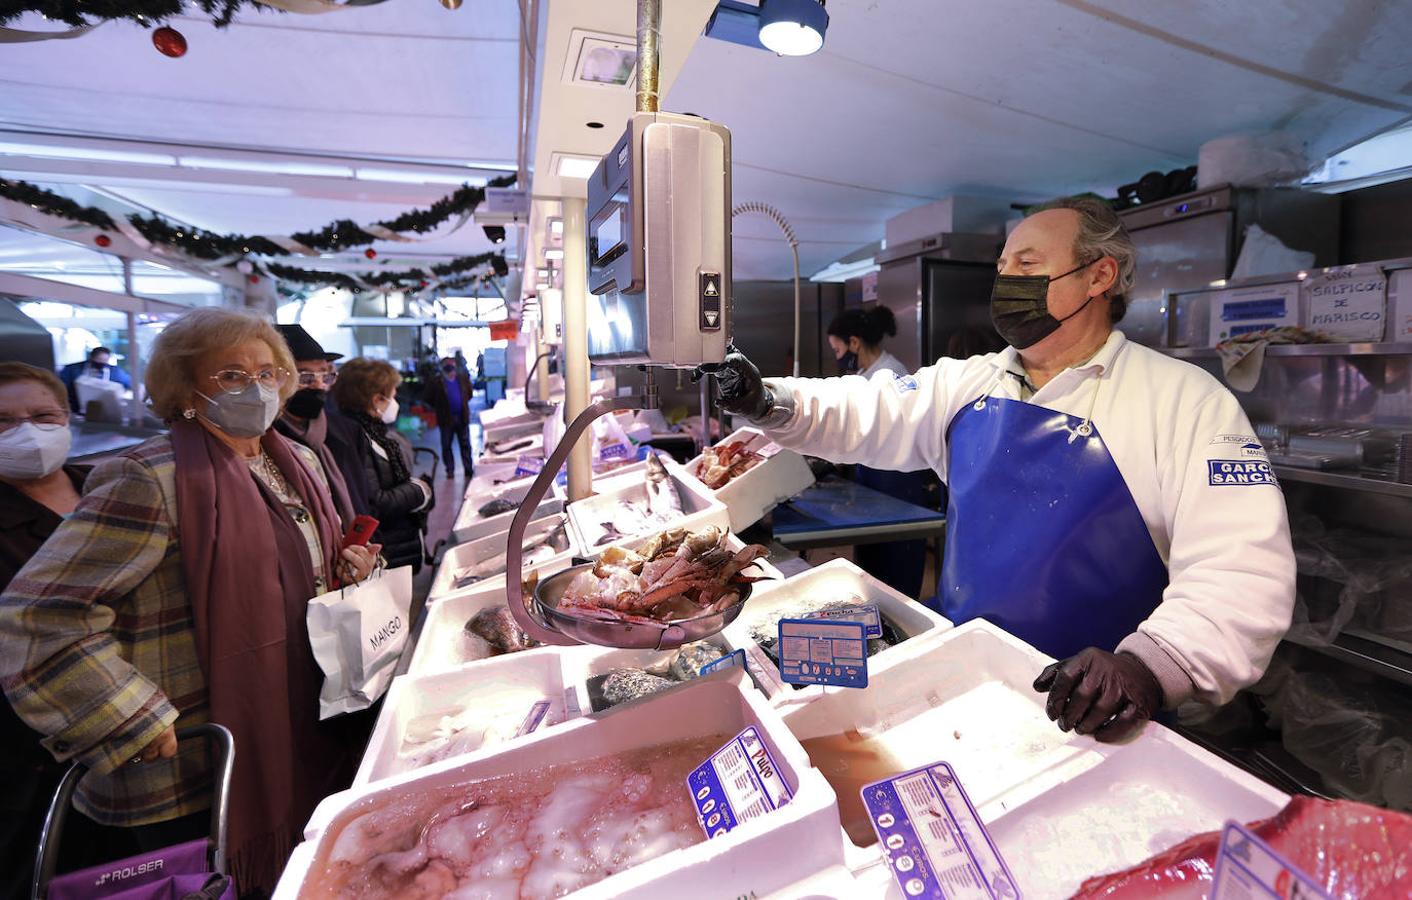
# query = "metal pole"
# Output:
<box><xmin>791</xmin><ymin>244</ymin><xmax>801</xmax><ymax>377</ymax></box>
<box><xmin>561</xmin><ymin>196</ymin><xmax>592</xmax><ymax>500</ymax></box>
<box><xmin>636</xmin><ymin>0</ymin><xmax>661</xmax><ymax>113</ymax></box>
<box><xmin>121</xmin><ymin>259</ymin><xmax>143</xmax><ymax>426</ymax></box>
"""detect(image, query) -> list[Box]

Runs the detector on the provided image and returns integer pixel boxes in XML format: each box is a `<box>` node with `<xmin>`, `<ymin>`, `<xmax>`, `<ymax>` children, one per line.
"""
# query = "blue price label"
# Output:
<box><xmin>807</xmin><ymin>603</ymin><xmax>882</xmax><ymax>638</ymax></box>
<box><xmin>778</xmin><ymin>618</ymin><xmax>868</xmax><ymax>688</ymax></box>
<box><xmin>700</xmin><ymin>648</ymin><xmax>747</xmax><ymax>677</ymax></box>
<box><xmin>686</xmin><ymin>725</ymin><xmax>793</xmax><ymax>839</ymax></box>
<box><xmin>1212</xmin><ymin>820</ymin><xmax>1330</xmax><ymax>900</ymax></box>
<box><xmin>862</xmin><ymin>761</ymin><xmax>1021</xmax><ymax>900</ymax></box>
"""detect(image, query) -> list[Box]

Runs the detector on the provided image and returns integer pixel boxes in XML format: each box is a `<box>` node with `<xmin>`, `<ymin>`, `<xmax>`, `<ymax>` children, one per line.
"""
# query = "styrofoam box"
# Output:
<box><xmin>406</xmin><ymin>578</ymin><xmax>564</xmax><ymax>677</ymax></box>
<box><xmin>984</xmin><ymin>727</ymin><xmax>1288</xmax><ymax>900</ymax></box>
<box><xmin>354</xmin><ymin>651</ymin><xmax>578</xmax><ymax>786</ymax></box>
<box><xmin>482</xmin><ymin>432</ymin><xmax>545</xmax><ymax>465</ymax></box>
<box><xmin>780</xmin><ymin>620</ymin><xmax>1288</xmax><ymax>890</ymax></box>
<box><xmin>567</xmin><ymin>457</ymin><xmax>728</xmax><ymax>551</ymax></box>
<box><xmin>723</xmin><ymin>559</ymin><xmax>952</xmax><ymax>705</ymax></box>
<box><xmin>461</xmin><ymin>461</ymin><xmax>521</xmax><ymax>502</ymax></box>
<box><xmin>428</xmin><ymin>512</ymin><xmax>577</xmax><ymax>602</ymax></box>
<box><xmin>550</xmin><ymin>459</ymin><xmax>649</xmax><ymax>502</ymax></box>
<box><xmin>559</xmin><ymin>632</ymin><xmax>778</xmax><ymax>715</ymax></box>
<box><xmin>687</xmin><ymin>426</ymin><xmax>816</xmax><ymax>532</ymax></box>
<box><xmin>451</xmin><ymin>475</ymin><xmax>563</xmax><ymax>544</ymax></box>
<box><xmin>482</xmin><ymin>416</ymin><xmax>544</xmax><ymax>445</ymax></box>
<box><xmin>278</xmin><ymin>672</ymin><xmax>847</xmax><ymax>900</ymax></box>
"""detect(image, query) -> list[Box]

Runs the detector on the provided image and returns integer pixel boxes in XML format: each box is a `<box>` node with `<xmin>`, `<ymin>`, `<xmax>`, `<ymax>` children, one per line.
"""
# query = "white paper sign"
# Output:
<box><xmin>1303</xmin><ymin>264</ymin><xmax>1387</xmax><ymax>341</ymax></box>
<box><xmin>1209</xmin><ymin>283</ymin><xmax>1299</xmax><ymax>344</ymax></box>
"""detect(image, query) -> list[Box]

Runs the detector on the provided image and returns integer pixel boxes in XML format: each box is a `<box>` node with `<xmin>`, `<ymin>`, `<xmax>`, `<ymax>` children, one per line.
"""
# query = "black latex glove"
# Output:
<box><xmin>1032</xmin><ymin>648</ymin><xmax>1162</xmax><ymax>743</ymax></box>
<box><xmin>690</xmin><ymin>344</ymin><xmax>770</xmax><ymax>419</ymax></box>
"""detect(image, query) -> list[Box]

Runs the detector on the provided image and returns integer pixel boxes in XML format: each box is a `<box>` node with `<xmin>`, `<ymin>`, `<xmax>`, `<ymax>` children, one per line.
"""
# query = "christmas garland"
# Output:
<box><xmin>0</xmin><ymin>1</ymin><xmax>269</xmax><ymax>28</ymax></box>
<box><xmin>0</xmin><ymin>174</ymin><xmax>516</xmax><ymax>289</ymax></box>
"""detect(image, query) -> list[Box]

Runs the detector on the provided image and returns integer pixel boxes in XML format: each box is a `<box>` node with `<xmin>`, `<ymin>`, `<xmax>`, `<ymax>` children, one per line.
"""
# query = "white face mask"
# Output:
<box><xmin>379</xmin><ymin>396</ymin><xmax>400</xmax><ymax>425</ymax></box>
<box><xmin>0</xmin><ymin>422</ymin><xmax>72</xmax><ymax>481</ymax></box>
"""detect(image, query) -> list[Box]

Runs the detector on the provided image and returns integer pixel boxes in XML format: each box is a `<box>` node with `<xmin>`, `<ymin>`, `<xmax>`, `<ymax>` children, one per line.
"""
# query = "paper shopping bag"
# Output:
<box><xmin>306</xmin><ymin>564</ymin><xmax>414</xmax><ymax>719</ymax></box>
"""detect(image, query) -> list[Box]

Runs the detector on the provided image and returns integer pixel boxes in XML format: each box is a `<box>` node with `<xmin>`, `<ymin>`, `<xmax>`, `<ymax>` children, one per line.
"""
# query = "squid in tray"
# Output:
<box><xmin>561</xmin><ymin>526</ymin><xmax>770</xmax><ymax>625</ymax></box>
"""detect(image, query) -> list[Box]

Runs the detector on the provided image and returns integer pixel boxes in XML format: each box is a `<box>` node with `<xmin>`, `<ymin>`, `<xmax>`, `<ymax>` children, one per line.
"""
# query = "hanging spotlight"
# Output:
<box><xmin>482</xmin><ymin>224</ymin><xmax>507</xmax><ymax>244</ymax></box>
<box><xmin>490</xmin><ymin>255</ymin><xmax>509</xmax><ymax>277</ymax></box>
<box><xmin>758</xmin><ymin>0</ymin><xmax>828</xmax><ymax>56</ymax></box>
<box><xmin>439</xmin><ymin>0</ymin><xmax>462</xmax><ymax>9</ymax></box>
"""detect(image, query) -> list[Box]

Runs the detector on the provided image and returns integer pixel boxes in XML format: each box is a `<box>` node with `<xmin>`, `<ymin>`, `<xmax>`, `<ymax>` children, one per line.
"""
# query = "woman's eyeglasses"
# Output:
<box><xmin>0</xmin><ymin>411</ymin><xmax>68</xmax><ymax>433</ymax></box>
<box><xmin>295</xmin><ymin>371</ymin><xmax>338</xmax><ymax>388</ymax></box>
<box><xmin>207</xmin><ymin>367</ymin><xmax>290</xmax><ymax>394</ymax></box>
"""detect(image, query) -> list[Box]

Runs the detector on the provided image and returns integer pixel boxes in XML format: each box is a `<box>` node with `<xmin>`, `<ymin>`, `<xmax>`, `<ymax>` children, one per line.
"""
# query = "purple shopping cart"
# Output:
<box><xmin>31</xmin><ymin>724</ymin><xmax>236</xmax><ymax>900</ymax></box>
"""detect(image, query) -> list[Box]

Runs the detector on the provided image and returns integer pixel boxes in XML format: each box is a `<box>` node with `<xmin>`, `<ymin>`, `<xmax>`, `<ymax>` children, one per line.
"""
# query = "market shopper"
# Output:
<box><xmin>59</xmin><ymin>345</ymin><xmax>132</xmax><ymax>413</ymax></box>
<box><xmin>0</xmin><ymin>363</ymin><xmax>89</xmax><ymax>899</ymax></box>
<box><xmin>333</xmin><ymin>358</ymin><xmax>434</xmax><ymax>572</ymax></box>
<box><xmin>825</xmin><ymin>306</ymin><xmax>934</xmax><ymax>599</ymax></box>
<box><xmin>698</xmin><ymin>197</ymin><xmax>1295</xmax><ymax>742</ymax></box>
<box><xmin>0</xmin><ymin>308</ymin><xmax>379</xmax><ymax>893</ymax></box>
<box><xmin>424</xmin><ymin>355</ymin><xmax>475</xmax><ymax>480</ymax></box>
<box><xmin>274</xmin><ymin>324</ymin><xmax>365</xmax><ymax>525</ymax></box>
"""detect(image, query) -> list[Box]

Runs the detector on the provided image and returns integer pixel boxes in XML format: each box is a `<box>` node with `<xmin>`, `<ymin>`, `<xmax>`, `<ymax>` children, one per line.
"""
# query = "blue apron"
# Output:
<box><xmin>939</xmin><ymin>389</ymin><xmax>1168</xmax><ymax>659</ymax></box>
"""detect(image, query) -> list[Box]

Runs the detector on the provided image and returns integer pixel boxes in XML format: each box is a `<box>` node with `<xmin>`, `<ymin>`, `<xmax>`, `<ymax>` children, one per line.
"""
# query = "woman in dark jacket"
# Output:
<box><xmin>0</xmin><ymin>362</ymin><xmax>89</xmax><ymax>897</ymax></box>
<box><xmin>331</xmin><ymin>358</ymin><xmax>433</xmax><ymax>572</ymax></box>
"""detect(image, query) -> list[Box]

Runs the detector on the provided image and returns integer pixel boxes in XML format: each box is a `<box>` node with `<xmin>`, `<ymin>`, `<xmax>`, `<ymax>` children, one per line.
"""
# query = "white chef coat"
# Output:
<box><xmin>761</xmin><ymin>329</ymin><xmax>1295</xmax><ymax>707</ymax></box>
<box><xmin>859</xmin><ymin>349</ymin><xmax>907</xmax><ymax>379</ymax></box>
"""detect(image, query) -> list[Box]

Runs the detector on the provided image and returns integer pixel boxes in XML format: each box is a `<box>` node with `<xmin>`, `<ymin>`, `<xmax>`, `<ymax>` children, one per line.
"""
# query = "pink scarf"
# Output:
<box><xmin>170</xmin><ymin>420</ymin><xmax>344</xmax><ymax>894</ymax></box>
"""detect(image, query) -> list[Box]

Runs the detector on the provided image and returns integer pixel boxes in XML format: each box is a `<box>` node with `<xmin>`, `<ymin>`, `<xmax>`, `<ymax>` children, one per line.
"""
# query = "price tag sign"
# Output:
<box><xmin>862</xmin><ymin>762</ymin><xmax>1021</xmax><ymax>900</ymax></box>
<box><xmin>1212</xmin><ymin>821</ymin><xmax>1330</xmax><ymax>900</ymax></box>
<box><xmin>686</xmin><ymin>725</ymin><xmax>793</xmax><ymax>839</ymax></box>
<box><xmin>514</xmin><ymin>699</ymin><xmax>553</xmax><ymax>738</ymax></box>
<box><xmin>778</xmin><ymin>618</ymin><xmax>868</xmax><ymax>688</ymax></box>
<box><xmin>700</xmin><ymin>648</ymin><xmax>748</xmax><ymax>677</ymax></box>
<box><xmin>807</xmin><ymin>603</ymin><xmax>882</xmax><ymax>638</ymax></box>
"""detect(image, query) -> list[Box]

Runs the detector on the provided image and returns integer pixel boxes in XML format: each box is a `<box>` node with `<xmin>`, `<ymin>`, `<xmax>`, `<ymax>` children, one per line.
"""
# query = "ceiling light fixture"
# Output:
<box><xmin>758</xmin><ymin>0</ymin><xmax>828</xmax><ymax>56</ymax></box>
<box><xmin>0</xmin><ymin>141</ymin><xmax>176</xmax><ymax>166</ymax></box>
<box><xmin>555</xmin><ymin>155</ymin><xmax>600</xmax><ymax>180</ymax></box>
<box><xmin>544</xmin><ymin>248</ymin><xmax>565</xmax><ymax>260</ymax></box>
<box><xmin>355</xmin><ymin>167</ymin><xmax>486</xmax><ymax>186</ymax></box>
<box><xmin>180</xmin><ymin>156</ymin><xmax>354</xmax><ymax>178</ymax></box>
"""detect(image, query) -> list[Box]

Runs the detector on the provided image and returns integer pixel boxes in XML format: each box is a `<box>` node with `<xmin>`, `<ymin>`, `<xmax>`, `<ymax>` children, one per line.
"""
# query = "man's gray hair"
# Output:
<box><xmin>1032</xmin><ymin>196</ymin><xmax>1137</xmax><ymax>323</ymax></box>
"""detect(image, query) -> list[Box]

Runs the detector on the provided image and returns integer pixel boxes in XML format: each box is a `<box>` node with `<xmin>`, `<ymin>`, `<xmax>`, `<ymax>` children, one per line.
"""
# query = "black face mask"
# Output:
<box><xmin>286</xmin><ymin>388</ymin><xmax>327</xmax><ymax>420</ymax></box>
<box><xmin>990</xmin><ymin>258</ymin><xmax>1099</xmax><ymax>350</ymax></box>
<box><xmin>442</xmin><ymin>365</ymin><xmax>457</xmax><ymax>375</ymax></box>
<box><xmin>837</xmin><ymin>351</ymin><xmax>858</xmax><ymax>375</ymax></box>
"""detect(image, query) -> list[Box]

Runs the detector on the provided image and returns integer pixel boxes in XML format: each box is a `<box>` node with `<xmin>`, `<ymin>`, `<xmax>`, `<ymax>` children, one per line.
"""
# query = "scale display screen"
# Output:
<box><xmin>590</xmin><ymin>195</ymin><xmax>629</xmax><ymax>269</ymax></box>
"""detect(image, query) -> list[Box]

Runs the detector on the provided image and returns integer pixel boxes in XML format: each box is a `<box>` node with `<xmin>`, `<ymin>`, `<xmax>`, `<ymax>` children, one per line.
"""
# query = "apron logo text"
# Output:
<box><xmin>1208</xmin><ymin>459</ymin><xmax>1276</xmax><ymax>486</ymax></box>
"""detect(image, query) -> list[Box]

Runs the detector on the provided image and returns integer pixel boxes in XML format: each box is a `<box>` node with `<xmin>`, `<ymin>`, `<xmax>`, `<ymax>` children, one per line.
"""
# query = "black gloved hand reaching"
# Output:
<box><xmin>690</xmin><ymin>343</ymin><xmax>770</xmax><ymax>420</ymax></box>
<box><xmin>1033</xmin><ymin>647</ymin><xmax>1162</xmax><ymax>743</ymax></box>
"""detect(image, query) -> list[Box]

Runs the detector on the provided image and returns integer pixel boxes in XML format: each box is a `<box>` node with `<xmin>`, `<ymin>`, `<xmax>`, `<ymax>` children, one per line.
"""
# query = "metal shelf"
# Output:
<box><xmin>1160</xmin><ymin>342</ymin><xmax>1412</xmax><ymax>360</ymax></box>
<box><xmin>1272</xmin><ymin>465</ymin><xmax>1412</xmax><ymax>499</ymax></box>
<box><xmin>1286</xmin><ymin>632</ymin><xmax>1412</xmax><ymax>688</ymax></box>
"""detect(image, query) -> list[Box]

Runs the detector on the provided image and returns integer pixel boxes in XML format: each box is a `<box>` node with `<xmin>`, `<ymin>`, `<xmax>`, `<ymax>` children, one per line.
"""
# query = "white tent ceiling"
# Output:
<box><xmin>3</xmin><ymin>0</ymin><xmax>1411</xmax><ymax>286</ymax></box>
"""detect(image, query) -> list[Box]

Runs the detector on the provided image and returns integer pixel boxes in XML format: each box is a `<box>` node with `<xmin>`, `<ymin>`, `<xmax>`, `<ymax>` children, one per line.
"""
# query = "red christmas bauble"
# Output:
<box><xmin>247</xmin><ymin>274</ymin><xmax>260</xmax><ymax>284</ymax></box>
<box><xmin>152</xmin><ymin>26</ymin><xmax>187</xmax><ymax>58</ymax></box>
<box><xmin>94</xmin><ymin>234</ymin><xmax>112</xmax><ymax>248</ymax></box>
<box><xmin>364</xmin><ymin>248</ymin><xmax>377</xmax><ymax>260</ymax></box>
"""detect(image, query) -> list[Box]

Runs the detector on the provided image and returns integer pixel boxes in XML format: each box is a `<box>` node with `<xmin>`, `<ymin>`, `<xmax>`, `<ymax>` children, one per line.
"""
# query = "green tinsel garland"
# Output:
<box><xmin>0</xmin><ymin>1</ymin><xmax>272</xmax><ymax>28</ymax></box>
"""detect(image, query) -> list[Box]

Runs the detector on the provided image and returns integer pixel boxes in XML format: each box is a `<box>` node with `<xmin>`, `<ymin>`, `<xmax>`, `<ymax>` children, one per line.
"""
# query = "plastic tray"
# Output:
<box><xmin>566</xmin><ymin>457</ymin><xmax>728</xmax><ymax>551</ymax></box>
<box><xmin>722</xmin><ymin>559</ymin><xmax>952</xmax><ymax>704</ymax></box>
<box><xmin>428</xmin><ymin>513</ymin><xmax>577</xmax><ymax>602</ymax></box>
<box><xmin>279</xmin><ymin>671</ymin><xmax>846</xmax><ymax>900</ymax></box>
<box><xmin>354</xmin><ymin>651</ymin><xmax>579</xmax><ymax>786</ymax></box>
<box><xmin>686</xmin><ymin>426</ymin><xmax>816</xmax><ymax>532</ymax></box>
<box><xmin>451</xmin><ymin>475</ymin><xmax>563</xmax><ymax>544</ymax></box>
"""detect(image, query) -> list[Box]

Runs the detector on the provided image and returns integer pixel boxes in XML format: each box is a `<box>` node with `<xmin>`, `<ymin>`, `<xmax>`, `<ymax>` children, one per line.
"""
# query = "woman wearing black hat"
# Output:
<box><xmin>275</xmin><ymin>324</ymin><xmax>369</xmax><ymax>524</ymax></box>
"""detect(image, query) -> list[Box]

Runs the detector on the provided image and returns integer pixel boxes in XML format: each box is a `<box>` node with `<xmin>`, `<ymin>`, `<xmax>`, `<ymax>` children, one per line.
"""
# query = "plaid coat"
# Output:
<box><xmin>0</xmin><ymin>433</ymin><xmax>326</xmax><ymax>827</ymax></box>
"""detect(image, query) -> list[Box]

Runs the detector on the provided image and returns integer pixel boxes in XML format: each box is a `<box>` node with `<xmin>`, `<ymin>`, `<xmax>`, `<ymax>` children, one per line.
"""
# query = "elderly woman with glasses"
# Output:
<box><xmin>0</xmin><ymin>308</ymin><xmax>377</xmax><ymax>893</ymax></box>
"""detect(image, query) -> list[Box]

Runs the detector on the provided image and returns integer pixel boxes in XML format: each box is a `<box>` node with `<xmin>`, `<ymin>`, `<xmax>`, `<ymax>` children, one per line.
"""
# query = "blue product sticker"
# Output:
<box><xmin>700</xmin><ymin>648</ymin><xmax>748</xmax><ymax>677</ymax></box>
<box><xmin>514</xmin><ymin>454</ymin><xmax>546</xmax><ymax>478</ymax></box>
<box><xmin>861</xmin><ymin>762</ymin><xmax>1021</xmax><ymax>900</ymax></box>
<box><xmin>778</xmin><ymin>619</ymin><xmax>868</xmax><ymax>688</ymax></box>
<box><xmin>1208</xmin><ymin>459</ymin><xmax>1277</xmax><ymax>486</ymax></box>
<box><xmin>514</xmin><ymin>699</ymin><xmax>553</xmax><ymax>738</ymax></box>
<box><xmin>892</xmin><ymin>374</ymin><xmax>919</xmax><ymax>394</ymax></box>
<box><xmin>807</xmin><ymin>603</ymin><xmax>883</xmax><ymax>638</ymax></box>
<box><xmin>1212</xmin><ymin>820</ymin><xmax>1330</xmax><ymax>900</ymax></box>
<box><xmin>686</xmin><ymin>725</ymin><xmax>794</xmax><ymax>839</ymax></box>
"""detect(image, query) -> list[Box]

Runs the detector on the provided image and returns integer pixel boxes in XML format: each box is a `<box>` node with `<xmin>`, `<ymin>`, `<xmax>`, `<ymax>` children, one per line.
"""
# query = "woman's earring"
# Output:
<box><xmin>182</xmin><ymin>408</ymin><xmax>196</xmax><ymax>419</ymax></box>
